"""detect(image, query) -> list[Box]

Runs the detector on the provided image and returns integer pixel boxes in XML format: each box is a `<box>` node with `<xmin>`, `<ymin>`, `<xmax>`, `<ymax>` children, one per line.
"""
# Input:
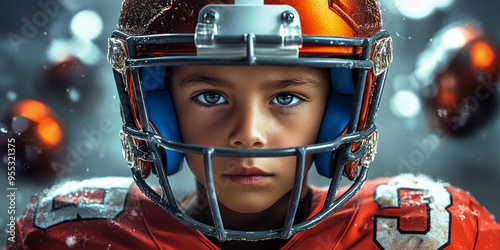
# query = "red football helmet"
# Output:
<box><xmin>34</xmin><ymin>55</ymin><xmax>101</xmax><ymax>113</ymax></box>
<box><xmin>415</xmin><ymin>21</ymin><xmax>500</xmax><ymax>137</ymax></box>
<box><xmin>0</xmin><ymin>99</ymin><xmax>67</xmax><ymax>184</ymax></box>
<box><xmin>108</xmin><ymin>0</ymin><xmax>392</xmax><ymax>240</ymax></box>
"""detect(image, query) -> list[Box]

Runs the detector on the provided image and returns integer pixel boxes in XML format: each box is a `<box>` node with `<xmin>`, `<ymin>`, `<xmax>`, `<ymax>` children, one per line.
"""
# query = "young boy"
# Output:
<box><xmin>8</xmin><ymin>0</ymin><xmax>500</xmax><ymax>249</ymax></box>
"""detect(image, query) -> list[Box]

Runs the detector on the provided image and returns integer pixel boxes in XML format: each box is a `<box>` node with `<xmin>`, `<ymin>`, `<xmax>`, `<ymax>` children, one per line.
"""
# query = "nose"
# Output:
<box><xmin>228</xmin><ymin>102</ymin><xmax>267</xmax><ymax>149</ymax></box>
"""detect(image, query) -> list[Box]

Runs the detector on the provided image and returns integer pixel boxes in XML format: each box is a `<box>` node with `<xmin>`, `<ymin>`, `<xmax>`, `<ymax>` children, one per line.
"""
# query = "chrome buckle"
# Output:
<box><xmin>119</xmin><ymin>129</ymin><xmax>139</xmax><ymax>169</ymax></box>
<box><xmin>373</xmin><ymin>37</ymin><xmax>393</xmax><ymax>76</ymax></box>
<box><xmin>360</xmin><ymin>131</ymin><xmax>379</xmax><ymax>167</ymax></box>
<box><xmin>107</xmin><ymin>37</ymin><xmax>128</xmax><ymax>74</ymax></box>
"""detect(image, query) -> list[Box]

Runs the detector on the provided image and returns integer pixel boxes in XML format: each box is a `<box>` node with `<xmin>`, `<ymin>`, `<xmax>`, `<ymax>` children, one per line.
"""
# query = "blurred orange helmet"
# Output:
<box><xmin>415</xmin><ymin>21</ymin><xmax>500</xmax><ymax>137</ymax></box>
<box><xmin>108</xmin><ymin>0</ymin><xmax>392</xmax><ymax>241</ymax></box>
<box><xmin>0</xmin><ymin>99</ymin><xmax>66</xmax><ymax>184</ymax></box>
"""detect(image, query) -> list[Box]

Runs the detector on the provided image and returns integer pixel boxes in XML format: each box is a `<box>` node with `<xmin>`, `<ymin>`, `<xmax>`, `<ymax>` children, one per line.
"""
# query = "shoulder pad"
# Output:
<box><xmin>373</xmin><ymin>174</ymin><xmax>452</xmax><ymax>249</ymax></box>
<box><xmin>34</xmin><ymin>177</ymin><xmax>134</xmax><ymax>230</ymax></box>
<box><xmin>375</xmin><ymin>174</ymin><xmax>450</xmax><ymax>209</ymax></box>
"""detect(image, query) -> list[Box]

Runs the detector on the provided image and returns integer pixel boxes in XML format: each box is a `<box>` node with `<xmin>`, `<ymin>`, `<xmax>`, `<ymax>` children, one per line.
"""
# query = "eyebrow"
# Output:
<box><xmin>178</xmin><ymin>74</ymin><xmax>233</xmax><ymax>88</ymax></box>
<box><xmin>177</xmin><ymin>73</ymin><xmax>322</xmax><ymax>89</ymax></box>
<box><xmin>265</xmin><ymin>78</ymin><xmax>320</xmax><ymax>90</ymax></box>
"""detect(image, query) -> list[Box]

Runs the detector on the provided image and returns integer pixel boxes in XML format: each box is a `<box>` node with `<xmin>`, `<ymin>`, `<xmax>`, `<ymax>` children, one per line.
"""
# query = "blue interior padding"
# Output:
<box><xmin>141</xmin><ymin>66</ymin><xmax>355</xmax><ymax>178</ymax></box>
<box><xmin>314</xmin><ymin>68</ymin><xmax>355</xmax><ymax>177</ymax></box>
<box><xmin>141</xmin><ymin>67</ymin><xmax>183</xmax><ymax>175</ymax></box>
<box><xmin>330</xmin><ymin>68</ymin><xmax>356</xmax><ymax>95</ymax></box>
<box><xmin>141</xmin><ymin>66</ymin><xmax>169</xmax><ymax>92</ymax></box>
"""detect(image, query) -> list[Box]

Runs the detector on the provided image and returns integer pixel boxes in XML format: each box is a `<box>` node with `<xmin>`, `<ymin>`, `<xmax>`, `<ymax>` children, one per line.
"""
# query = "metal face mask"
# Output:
<box><xmin>108</xmin><ymin>0</ymin><xmax>392</xmax><ymax>241</ymax></box>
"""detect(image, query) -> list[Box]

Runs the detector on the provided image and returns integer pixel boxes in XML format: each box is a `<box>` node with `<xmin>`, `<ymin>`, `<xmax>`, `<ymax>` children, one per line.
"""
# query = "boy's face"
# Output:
<box><xmin>171</xmin><ymin>65</ymin><xmax>330</xmax><ymax>213</ymax></box>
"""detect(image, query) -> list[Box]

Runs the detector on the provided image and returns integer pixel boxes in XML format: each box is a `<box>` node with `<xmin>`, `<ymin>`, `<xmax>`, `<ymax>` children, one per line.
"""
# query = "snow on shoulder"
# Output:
<box><xmin>373</xmin><ymin>174</ymin><xmax>452</xmax><ymax>249</ymax></box>
<box><xmin>34</xmin><ymin>177</ymin><xmax>134</xmax><ymax>230</ymax></box>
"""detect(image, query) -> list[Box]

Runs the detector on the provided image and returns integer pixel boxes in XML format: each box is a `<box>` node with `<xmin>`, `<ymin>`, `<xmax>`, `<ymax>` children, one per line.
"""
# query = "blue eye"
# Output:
<box><xmin>196</xmin><ymin>92</ymin><xmax>226</xmax><ymax>105</ymax></box>
<box><xmin>272</xmin><ymin>94</ymin><xmax>300</xmax><ymax>106</ymax></box>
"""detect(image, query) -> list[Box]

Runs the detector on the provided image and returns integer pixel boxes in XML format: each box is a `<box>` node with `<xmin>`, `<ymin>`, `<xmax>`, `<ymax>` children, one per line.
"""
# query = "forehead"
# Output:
<box><xmin>172</xmin><ymin>65</ymin><xmax>330</xmax><ymax>87</ymax></box>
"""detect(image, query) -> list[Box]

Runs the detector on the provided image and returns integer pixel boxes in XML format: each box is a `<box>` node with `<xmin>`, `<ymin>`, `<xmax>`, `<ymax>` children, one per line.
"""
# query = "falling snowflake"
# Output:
<box><xmin>66</xmin><ymin>236</ymin><xmax>76</xmax><ymax>247</ymax></box>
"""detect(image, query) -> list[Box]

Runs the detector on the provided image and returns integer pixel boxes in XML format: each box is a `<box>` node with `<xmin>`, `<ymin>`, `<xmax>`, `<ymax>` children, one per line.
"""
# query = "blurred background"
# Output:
<box><xmin>1</xmin><ymin>0</ymin><xmax>499</xmax><ymax>244</ymax></box>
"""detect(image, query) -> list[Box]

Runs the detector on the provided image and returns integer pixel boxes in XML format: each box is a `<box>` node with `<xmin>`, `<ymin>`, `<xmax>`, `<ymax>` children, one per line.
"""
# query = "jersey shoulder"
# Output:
<box><xmin>32</xmin><ymin>176</ymin><xmax>136</xmax><ymax>230</ymax></box>
<box><xmin>7</xmin><ymin>177</ymin><xmax>141</xmax><ymax>248</ymax></box>
<box><xmin>7</xmin><ymin>176</ymin><xmax>215</xmax><ymax>249</ymax></box>
<box><xmin>290</xmin><ymin>174</ymin><xmax>500</xmax><ymax>249</ymax></box>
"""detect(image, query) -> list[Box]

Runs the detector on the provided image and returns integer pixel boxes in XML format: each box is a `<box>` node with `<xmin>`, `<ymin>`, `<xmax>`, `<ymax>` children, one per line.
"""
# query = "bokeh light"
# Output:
<box><xmin>390</xmin><ymin>90</ymin><xmax>421</xmax><ymax>118</ymax></box>
<box><xmin>389</xmin><ymin>0</ymin><xmax>456</xmax><ymax>19</ymax></box>
<box><xmin>70</xmin><ymin>10</ymin><xmax>103</xmax><ymax>41</ymax></box>
<box><xmin>47</xmin><ymin>38</ymin><xmax>102</xmax><ymax>65</ymax></box>
<box><xmin>395</xmin><ymin>0</ymin><xmax>435</xmax><ymax>19</ymax></box>
<box><xmin>442</xmin><ymin>28</ymin><xmax>467</xmax><ymax>49</ymax></box>
<box><xmin>434</xmin><ymin>0</ymin><xmax>455</xmax><ymax>9</ymax></box>
<box><xmin>471</xmin><ymin>42</ymin><xmax>495</xmax><ymax>68</ymax></box>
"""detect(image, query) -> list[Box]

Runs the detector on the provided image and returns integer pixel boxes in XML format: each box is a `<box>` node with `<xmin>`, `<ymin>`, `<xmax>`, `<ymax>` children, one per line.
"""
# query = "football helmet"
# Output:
<box><xmin>0</xmin><ymin>99</ymin><xmax>66</xmax><ymax>184</ymax></box>
<box><xmin>34</xmin><ymin>55</ymin><xmax>101</xmax><ymax>113</ymax></box>
<box><xmin>108</xmin><ymin>0</ymin><xmax>392</xmax><ymax>241</ymax></box>
<box><xmin>415</xmin><ymin>21</ymin><xmax>500</xmax><ymax>137</ymax></box>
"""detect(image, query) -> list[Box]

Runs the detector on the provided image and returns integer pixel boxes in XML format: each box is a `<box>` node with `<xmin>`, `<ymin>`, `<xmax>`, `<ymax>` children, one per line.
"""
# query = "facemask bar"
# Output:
<box><xmin>125</xmin><ymin>122</ymin><xmax>377</xmax><ymax>241</ymax></box>
<box><xmin>110</xmin><ymin>30</ymin><xmax>376</xmax><ymax>69</ymax></box>
<box><xmin>109</xmin><ymin>29</ymin><xmax>391</xmax><ymax>241</ymax></box>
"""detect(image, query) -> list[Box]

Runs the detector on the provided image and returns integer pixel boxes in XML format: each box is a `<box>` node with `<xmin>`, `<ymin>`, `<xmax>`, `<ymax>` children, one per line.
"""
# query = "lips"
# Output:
<box><xmin>222</xmin><ymin>167</ymin><xmax>273</xmax><ymax>185</ymax></box>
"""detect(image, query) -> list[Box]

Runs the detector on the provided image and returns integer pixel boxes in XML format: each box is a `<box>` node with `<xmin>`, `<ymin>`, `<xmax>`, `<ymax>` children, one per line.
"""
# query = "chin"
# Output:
<box><xmin>218</xmin><ymin>194</ymin><xmax>278</xmax><ymax>214</ymax></box>
<box><xmin>228</xmin><ymin>204</ymin><xmax>271</xmax><ymax>214</ymax></box>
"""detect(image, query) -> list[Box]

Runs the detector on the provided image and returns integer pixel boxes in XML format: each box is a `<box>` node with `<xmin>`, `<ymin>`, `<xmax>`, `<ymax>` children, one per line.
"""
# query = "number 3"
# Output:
<box><xmin>373</xmin><ymin>176</ymin><xmax>452</xmax><ymax>249</ymax></box>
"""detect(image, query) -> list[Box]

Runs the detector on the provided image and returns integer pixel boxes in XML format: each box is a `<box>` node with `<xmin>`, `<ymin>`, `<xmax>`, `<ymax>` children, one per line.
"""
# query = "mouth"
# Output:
<box><xmin>222</xmin><ymin>167</ymin><xmax>273</xmax><ymax>185</ymax></box>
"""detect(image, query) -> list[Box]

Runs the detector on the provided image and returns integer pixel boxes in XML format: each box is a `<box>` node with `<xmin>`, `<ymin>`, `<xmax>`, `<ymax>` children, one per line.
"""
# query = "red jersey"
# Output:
<box><xmin>6</xmin><ymin>174</ymin><xmax>500</xmax><ymax>249</ymax></box>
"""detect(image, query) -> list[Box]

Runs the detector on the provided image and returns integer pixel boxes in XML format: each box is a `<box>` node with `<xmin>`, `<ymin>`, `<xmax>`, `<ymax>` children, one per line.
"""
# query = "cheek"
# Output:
<box><xmin>281</xmin><ymin>156</ymin><xmax>314</xmax><ymax>184</ymax></box>
<box><xmin>282</xmin><ymin>107</ymin><xmax>326</xmax><ymax>146</ymax></box>
<box><xmin>170</xmin><ymin>88</ymin><xmax>222</xmax><ymax>146</ymax></box>
<box><xmin>185</xmin><ymin>154</ymin><xmax>240</xmax><ymax>189</ymax></box>
<box><xmin>176</xmin><ymin>108</ymin><xmax>225</xmax><ymax>146</ymax></box>
<box><xmin>184</xmin><ymin>154</ymin><xmax>204</xmax><ymax>181</ymax></box>
<box><xmin>305</xmin><ymin>99</ymin><xmax>328</xmax><ymax>142</ymax></box>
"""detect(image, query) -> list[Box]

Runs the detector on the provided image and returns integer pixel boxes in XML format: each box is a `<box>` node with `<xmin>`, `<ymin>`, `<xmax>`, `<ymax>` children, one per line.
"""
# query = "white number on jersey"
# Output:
<box><xmin>34</xmin><ymin>177</ymin><xmax>134</xmax><ymax>230</ymax></box>
<box><xmin>373</xmin><ymin>174</ymin><xmax>452</xmax><ymax>249</ymax></box>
